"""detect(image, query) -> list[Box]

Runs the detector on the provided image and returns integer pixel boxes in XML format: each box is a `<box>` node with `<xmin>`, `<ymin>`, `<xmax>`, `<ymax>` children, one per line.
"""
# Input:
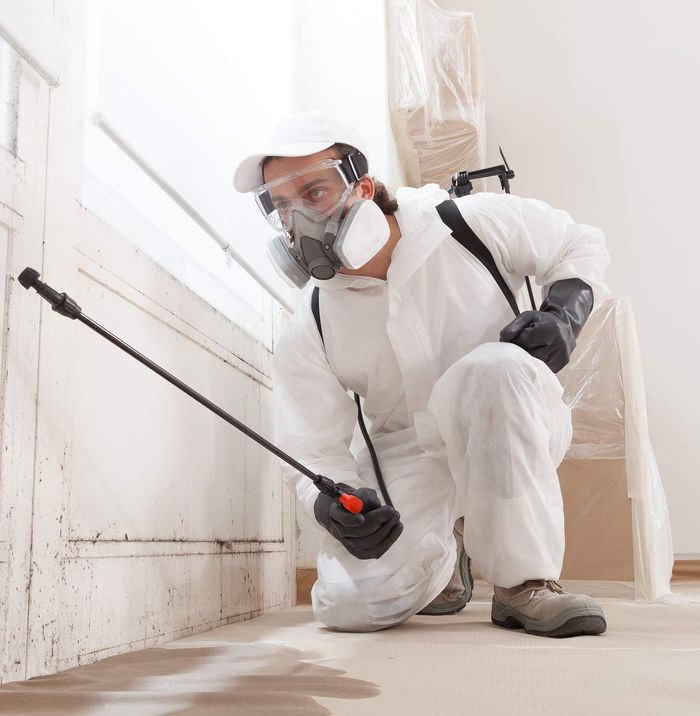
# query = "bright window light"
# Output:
<box><xmin>81</xmin><ymin>0</ymin><xmax>297</xmax><ymax>348</ymax></box>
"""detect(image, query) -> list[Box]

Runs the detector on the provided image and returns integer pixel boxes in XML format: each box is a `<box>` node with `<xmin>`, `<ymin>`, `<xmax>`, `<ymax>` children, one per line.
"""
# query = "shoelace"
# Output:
<box><xmin>545</xmin><ymin>580</ymin><xmax>565</xmax><ymax>594</ymax></box>
<box><xmin>521</xmin><ymin>579</ymin><xmax>566</xmax><ymax>601</ymax></box>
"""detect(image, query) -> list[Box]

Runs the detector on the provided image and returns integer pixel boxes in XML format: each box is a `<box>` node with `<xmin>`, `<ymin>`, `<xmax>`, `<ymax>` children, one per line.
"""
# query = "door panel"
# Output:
<box><xmin>0</xmin><ymin>56</ymin><xmax>50</xmax><ymax>683</ymax></box>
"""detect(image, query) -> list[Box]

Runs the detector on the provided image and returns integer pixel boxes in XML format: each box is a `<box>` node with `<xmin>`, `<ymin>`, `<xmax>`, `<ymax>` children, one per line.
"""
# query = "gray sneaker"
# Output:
<box><xmin>491</xmin><ymin>580</ymin><xmax>607</xmax><ymax>638</ymax></box>
<box><xmin>418</xmin><ymin>518</ymin><xmax>474</xmax><ymax>616</ymax></box>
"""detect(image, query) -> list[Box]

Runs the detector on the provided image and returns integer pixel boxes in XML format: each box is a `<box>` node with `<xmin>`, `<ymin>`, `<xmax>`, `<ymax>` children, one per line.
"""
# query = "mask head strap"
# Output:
<box><xmin>258</xmin><ymin>190</ymin><xmax>274</xmax><ymax>215</ymax></box>
<box><xmin>339</xmin><ymin>152</ymin><xmax>368</xmax><ymax>183</ymax></box>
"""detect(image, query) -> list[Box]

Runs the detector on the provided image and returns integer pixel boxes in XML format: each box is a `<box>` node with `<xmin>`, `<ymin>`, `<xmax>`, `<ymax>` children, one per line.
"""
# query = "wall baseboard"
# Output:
<box><xmin>296</xmin><ymin>568</ymin><xmax>317</xmax><ymax>605</ymax></box>
<box><xmin>672</xmin><ymin>560</ymin><xmax>700</xmax><ymax>582</ymax></box>
<box><xmin>296</xmin><ymin>561</ymin><xmax>700</xmax><ymax>604</ymax></box>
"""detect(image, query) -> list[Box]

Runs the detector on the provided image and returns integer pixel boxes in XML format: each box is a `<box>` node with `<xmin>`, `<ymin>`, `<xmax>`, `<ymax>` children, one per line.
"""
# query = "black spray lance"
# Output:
<box><xmin>18</xmin><ymin>267</ymin><xmax>364</xmax><ymax>514</ymax></box>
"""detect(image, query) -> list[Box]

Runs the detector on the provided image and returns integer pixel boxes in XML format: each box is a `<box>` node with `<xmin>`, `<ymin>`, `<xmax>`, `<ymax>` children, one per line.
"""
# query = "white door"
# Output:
<box><xmin>0</xmin><ymin>28</ymin><xmax>52</xmax><ymax>683</ymax></box>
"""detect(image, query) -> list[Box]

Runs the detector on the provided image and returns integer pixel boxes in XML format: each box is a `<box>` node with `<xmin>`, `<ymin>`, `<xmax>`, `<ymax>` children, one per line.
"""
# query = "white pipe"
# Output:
<box><xmin>91</xmin><ymin>113</ymin><xmax>293</xmax><ymax>314</ymax></box>
<box><xmin>0</xmin><ymin>21</ymin><xmax>60</xmax><ymax>87</ymax></box>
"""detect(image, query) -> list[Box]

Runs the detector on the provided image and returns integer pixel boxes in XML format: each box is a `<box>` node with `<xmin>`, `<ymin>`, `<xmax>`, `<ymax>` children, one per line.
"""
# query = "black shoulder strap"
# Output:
<box><xmin>309</xmin><ymin>202</ymin><xmax>521</xmax><ymax>509</ymax></box>
<box><xmin>311</xmin><ymin>286</ymin><xmax>323</xmax><ymax>343</ymax></box>
<box><xmin>435</xmin><ymin>199</ymin><xmax>520</xmax><ymax>318</ymax></box>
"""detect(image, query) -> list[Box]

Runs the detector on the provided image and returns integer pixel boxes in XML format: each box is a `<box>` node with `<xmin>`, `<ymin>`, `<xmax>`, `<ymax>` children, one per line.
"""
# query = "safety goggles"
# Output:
<box><xmin>253</xmin><ymin>158</ymin><xmax>358</xmax><ymax>231</ymax></box>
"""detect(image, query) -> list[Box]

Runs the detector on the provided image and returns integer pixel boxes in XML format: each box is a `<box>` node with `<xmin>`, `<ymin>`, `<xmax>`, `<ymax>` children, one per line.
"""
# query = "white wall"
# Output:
<box><xmin>0</xmin><ymin>0</ymin><xmax>295</xmax><ymax>684</ymax></box>
<box><xmin>292</xmin><ymin>0</ymin><xmax>404</xmax><ymax>188</ymax></box>
<box><xmin>439</xmin><ymin>0</ymin><xmax>700</xmax><ymax>554</ymax></box>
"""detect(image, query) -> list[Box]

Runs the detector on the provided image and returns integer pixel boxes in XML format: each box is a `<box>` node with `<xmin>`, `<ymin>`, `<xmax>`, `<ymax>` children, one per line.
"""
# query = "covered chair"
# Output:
<box><xmin>557</xmin><ymin>299</ymin><xmax>674</xmax><ymax>601</ymax></box>
<box><xmin>388</xmin><ymin>0</ymin><xmax>486</xmax><ymax>189</ymax></box>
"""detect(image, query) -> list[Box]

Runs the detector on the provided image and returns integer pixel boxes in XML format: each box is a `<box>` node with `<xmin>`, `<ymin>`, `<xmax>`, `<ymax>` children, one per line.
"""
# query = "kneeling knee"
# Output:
<box><xmin>439</xmin><ymin>343</ymin><xmax>538</xmax><ymax>398</ymax></box>
<box><xmin>313</xmin><ymin>602</ymin><xmax>406</xmax><ymax>633</ymax></box>
<box><xmin>464</xmin><ymin>342</ymin><xmax>534</xmax><ymax>377</ymax></box>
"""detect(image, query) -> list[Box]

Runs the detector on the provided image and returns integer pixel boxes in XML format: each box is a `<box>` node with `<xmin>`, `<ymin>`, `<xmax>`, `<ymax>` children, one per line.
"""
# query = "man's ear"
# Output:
<box><xmin>356</xmin><ymin>175</ymin><xmax>375</xmax><ymax>200</ymax></box>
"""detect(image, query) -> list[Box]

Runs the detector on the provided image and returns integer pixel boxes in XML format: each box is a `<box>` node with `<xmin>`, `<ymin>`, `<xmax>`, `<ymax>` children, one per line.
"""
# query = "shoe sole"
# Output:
<box><xmin>491</xmin><ymin>599</ymin><xmax>607</xmax><ymax>638</ymax></box>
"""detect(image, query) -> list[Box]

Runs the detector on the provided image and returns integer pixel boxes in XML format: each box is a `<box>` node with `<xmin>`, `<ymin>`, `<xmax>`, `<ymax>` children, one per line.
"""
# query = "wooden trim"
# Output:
<box><xmin>296</xmin><ymin>568</ymin><xmax>317</xmax><ymax>605</ymax></box>
<box><xmin>672</xmin><ymin>560</ymin><xmax>700</xmax><ymax>582</ymax></box>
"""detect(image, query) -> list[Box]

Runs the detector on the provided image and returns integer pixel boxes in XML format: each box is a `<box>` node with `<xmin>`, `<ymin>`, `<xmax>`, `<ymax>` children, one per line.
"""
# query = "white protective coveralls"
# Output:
<box><xmin>273</xmin><ymin>185</ymin><xmax>610</xmax><ymax>632</ymax></box>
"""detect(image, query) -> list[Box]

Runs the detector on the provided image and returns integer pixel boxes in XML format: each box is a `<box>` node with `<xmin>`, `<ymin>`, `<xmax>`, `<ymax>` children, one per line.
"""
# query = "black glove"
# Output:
<box><xmin>499</xmin><ymin>278</ymin><xmax>594</xmax><ymax>373</ymax></box>
<box><xmin>314</xmin><ymin>484</ymin><xmax>403</xmax><ymax>560</ymax></box>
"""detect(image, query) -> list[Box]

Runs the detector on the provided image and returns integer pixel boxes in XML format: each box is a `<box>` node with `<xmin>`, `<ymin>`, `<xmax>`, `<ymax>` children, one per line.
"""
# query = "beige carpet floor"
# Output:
<box><xmin>1</xmin><ymin>581</ymin><xmax>699</xmax><ymax>715</ymax></box>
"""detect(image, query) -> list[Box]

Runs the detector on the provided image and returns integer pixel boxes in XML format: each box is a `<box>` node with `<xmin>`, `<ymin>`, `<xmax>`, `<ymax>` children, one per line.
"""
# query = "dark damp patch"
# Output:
<box><xmin>0</xmin><ymin>642</ymin><xmax>380</xmax><ymax>715</ymax></box>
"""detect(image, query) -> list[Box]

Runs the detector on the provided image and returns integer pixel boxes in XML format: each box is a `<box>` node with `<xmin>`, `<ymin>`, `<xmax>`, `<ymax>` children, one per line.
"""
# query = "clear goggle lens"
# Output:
<box><xmin>253</xmin><ymin>159</ymin><xmax>352</xmax><ymax>231</ymax></box>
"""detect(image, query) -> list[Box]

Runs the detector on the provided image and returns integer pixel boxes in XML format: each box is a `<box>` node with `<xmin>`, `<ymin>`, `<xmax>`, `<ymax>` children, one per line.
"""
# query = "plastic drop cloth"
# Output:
<box><xmin>558</xmin><ymin>299</ymin><xmax>677</xmax><ymax>602</ymax></box>
<box><xmin>388</xmin><ymin>0</ymin><xmax>485</xmax><ymax>189</ymax></box>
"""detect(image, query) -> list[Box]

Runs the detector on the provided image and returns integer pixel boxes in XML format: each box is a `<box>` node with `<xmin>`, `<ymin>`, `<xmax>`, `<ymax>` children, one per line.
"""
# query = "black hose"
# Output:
<box><xmin>354</xmin><ymin>393</ymin><xmax>393</xmax><ymax>508</ymax></box>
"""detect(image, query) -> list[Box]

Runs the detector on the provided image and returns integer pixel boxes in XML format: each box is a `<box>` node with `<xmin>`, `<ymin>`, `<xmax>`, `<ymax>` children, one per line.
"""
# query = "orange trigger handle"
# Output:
<box><xmin>339</xmin><ymin>492</ymin><xmax>364</xmax><ymax>514</ymax></box>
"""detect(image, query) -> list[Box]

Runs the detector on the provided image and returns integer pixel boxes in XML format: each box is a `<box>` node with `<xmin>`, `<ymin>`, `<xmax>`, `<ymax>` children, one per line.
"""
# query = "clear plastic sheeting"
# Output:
<box><xmin>560</xmin><ymin>300</ymin><xmax>626</xmax><ymax>461</ymax></box>
<box><xmin>387</xmin><ymin>0</ymin><xmax>485</xmax><ymax>189</ymax></box>
<box><xmin>558</xmin><ymin>299</ymin><xmax>675</xmax><ymax>602</ymax></box>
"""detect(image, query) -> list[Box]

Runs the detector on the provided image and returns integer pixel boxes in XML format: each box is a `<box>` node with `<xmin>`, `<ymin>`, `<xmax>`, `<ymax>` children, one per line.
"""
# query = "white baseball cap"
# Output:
<box><xmin>233</xmin><ymin>110</ymin><xmax>368</xmax><ymax>193</ymax></box>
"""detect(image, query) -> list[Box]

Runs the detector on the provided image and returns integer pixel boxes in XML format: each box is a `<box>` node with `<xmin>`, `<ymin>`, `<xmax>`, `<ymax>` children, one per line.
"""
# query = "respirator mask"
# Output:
<box><xmin>253</xmin><ymin>154</ymin><xmax>390</xmax><ymax>288</ymax></box>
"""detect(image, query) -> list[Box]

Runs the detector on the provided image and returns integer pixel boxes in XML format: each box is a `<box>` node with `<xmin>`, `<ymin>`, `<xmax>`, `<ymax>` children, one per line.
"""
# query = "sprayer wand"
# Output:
<box><xmin>18</xmin><ymin>267</ymin><xmax>363</xmax><ymax>514</ymax></box>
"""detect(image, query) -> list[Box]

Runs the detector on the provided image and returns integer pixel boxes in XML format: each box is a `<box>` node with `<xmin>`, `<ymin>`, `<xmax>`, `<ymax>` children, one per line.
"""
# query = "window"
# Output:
<box><xmin>81</xmin><ymin>1</ymin><xmax>297</xmax><ymax>347</ymax></box>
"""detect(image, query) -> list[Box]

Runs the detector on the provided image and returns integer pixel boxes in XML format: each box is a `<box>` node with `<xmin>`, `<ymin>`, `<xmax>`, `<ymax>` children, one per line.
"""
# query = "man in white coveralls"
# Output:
<box><xmin>233</xmin><ymin>111</ymin><xmax>611</xmax><ymax>638</ymax></box>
